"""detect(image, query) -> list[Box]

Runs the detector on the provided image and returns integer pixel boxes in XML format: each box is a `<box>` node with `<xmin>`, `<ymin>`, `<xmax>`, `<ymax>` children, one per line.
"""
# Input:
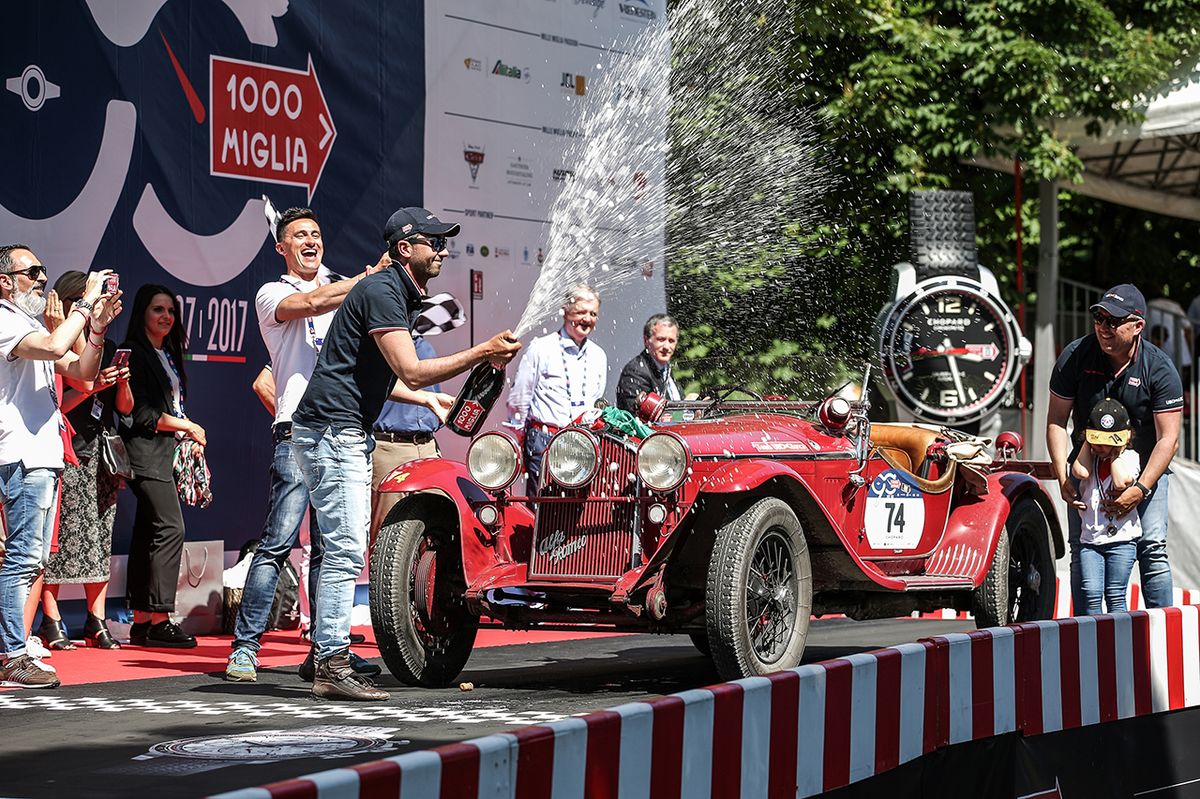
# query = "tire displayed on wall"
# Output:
<box><xmin>706</xmin><ymin>497</ymin><xmax>812</xmax><ymax>681</ymax></box>
<box><xmin>972</xmin><ymin>498</ymin><xmax>1056</xmax><ymax>627</ymax></box>
<box><xmin>369</xmin><ymin>497</ymin><xmax>478</xmax><ymax>688</ymax></box>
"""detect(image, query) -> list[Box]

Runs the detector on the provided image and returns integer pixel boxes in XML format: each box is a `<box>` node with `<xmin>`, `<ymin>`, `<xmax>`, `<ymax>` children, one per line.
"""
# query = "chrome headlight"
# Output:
<box><xmin>637</xmin><ymin>432</ymin><xmax>690</xmax><ymax>492</ymax></box>
<box><xmin>467</xmin><ymin>432</ymin><xmax>521</xmax><ymax>491</ymax></box>
<box><xmin>546</xmin><ymin>429</ymin><xmax>599</xmax><ymax>488</ymax></box>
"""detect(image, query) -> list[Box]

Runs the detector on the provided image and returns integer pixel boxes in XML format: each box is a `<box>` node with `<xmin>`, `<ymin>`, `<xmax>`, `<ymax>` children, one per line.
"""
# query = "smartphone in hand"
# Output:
<box><xmin>111</xmin><ymin>348</ymin><xmax>131</xmax><ymax>369</ymax></box>
<box><xmin>102</xmin><ymin>273</ymin><xmax>120</xmax><ymax>295</ymax></box>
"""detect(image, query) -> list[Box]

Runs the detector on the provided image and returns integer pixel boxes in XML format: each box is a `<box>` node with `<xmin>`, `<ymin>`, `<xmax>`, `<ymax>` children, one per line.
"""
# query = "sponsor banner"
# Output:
<box><xmin>424</xmin><ymin>0</ymin><xmax>668</xmax><ymax>461</ymax></box>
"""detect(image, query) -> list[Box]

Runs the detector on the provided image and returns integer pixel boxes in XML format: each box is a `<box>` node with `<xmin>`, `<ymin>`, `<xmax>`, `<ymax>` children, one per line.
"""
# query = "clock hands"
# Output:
<box><xmin>909</xmin><ymin>344</ymin><xmax>996</xmax><ymax>363</ymax></box>
<box><xmin>942</xmin><ymin>338</ymin><xmax>967</xmax><ymax>404</ymax></box>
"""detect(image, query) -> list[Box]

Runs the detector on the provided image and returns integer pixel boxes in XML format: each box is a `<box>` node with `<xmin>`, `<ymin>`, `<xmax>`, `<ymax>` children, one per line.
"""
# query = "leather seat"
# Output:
<box><xmin>868</xmin><ymin>423</ymin><xmax>957</xmax><ymax>494</ymax></box>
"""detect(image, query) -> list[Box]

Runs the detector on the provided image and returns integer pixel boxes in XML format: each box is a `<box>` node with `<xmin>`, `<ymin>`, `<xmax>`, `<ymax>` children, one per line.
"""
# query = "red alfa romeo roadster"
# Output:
<box><xmin>369</xmin><ymin>390</ymin><xmax>1063</xmax><ymax>684</ymax></box>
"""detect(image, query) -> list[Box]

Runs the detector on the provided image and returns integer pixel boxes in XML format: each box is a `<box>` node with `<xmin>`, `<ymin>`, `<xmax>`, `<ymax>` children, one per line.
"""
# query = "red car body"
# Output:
<box><xmin>372</xmin><ymin>402</ymin><xmax>1064</xmax><ymax>683</ymax></box>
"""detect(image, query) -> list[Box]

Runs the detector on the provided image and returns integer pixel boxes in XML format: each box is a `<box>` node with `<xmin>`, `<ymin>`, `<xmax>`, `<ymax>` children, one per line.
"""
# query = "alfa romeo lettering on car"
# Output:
<box><xmin>369</xmin><ymin>377</ymin><xmax>1063</xmax><ymax>684</ymax></box>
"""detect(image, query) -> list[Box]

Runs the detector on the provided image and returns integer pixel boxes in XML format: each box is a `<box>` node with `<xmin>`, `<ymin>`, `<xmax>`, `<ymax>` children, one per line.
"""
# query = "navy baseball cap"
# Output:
<box><xmin>1085</xmin><ymin>397</ymin><xmax>1132</xmax><ymax>446</ymax></box>
<box><xmin>1090</xmin><ymin>284</ymin><xmax>1146</xmax><ymax>319</ymax></box>
<box><xmin>383</xmin><ymin>207</ymin><xmax>460</xmax><ymax>246</ymax></box>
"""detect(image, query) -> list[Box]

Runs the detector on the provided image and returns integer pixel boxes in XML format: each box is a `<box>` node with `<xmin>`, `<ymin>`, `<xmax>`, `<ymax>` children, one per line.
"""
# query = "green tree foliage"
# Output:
<box><xmin>665</xmin><ymin>0</ymin><xmax>1200</xmax><ymax>396</ymax></box>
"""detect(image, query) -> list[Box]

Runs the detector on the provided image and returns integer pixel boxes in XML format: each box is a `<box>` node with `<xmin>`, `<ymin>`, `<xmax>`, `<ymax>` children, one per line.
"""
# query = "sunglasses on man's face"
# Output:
<box><xmin>1092</xmin><ymin>310</ymin><xmax>1132</xmax><ymax>330</ymax></box>
<box><xmin>409</xmin><ymin>236</ymin><xmax>448</xmax><ymax>253</ymax></box>
<box><xmin>5</xmin><ymin>264</ymin><xmax>47</xmax><ymax>280</ymax></box>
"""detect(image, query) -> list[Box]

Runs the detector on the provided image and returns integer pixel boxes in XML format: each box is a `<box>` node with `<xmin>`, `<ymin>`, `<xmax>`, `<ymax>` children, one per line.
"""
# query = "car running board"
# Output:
<box><xmin>895</xmin><ymin>575</ymin><xmax>977</xmax><ymax>591</ymax></box>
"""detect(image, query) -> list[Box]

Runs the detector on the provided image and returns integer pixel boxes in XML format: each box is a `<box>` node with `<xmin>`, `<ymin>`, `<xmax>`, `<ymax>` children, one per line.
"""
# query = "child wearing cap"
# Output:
<box><xmin>1070</xmin><ymin>397</ymin><xmax>1142</xmax><ymax>615</ymax></box>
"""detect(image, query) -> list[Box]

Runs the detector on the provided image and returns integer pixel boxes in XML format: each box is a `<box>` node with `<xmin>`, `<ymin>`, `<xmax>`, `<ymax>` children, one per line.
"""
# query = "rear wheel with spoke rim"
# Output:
<box><xmin>972</xmin><ymin>498</ymin><xmax>1055</xmax><ymax>627</ymax></box>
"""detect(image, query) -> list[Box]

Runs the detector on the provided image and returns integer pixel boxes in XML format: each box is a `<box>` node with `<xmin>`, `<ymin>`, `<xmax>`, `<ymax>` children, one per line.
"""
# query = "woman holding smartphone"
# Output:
<box><xmin>119</xmin><ymin>284</ymin><xmax>205</xmax><ymax>648</ymax></box>
<box><xmin>38</xmin><ymin>272</ymin><xmax>133</xmax><ymax>649</ymax></box>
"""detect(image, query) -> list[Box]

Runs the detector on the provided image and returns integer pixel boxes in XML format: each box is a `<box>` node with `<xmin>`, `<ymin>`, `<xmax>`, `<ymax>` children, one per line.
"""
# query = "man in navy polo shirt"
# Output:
<box><xmin>1047</xmin><ymin>283</ymin><xmax>1183</xmax><ymax>611</ymax></box>
<box><xmin>290</xmin><ymin>208</ymin><xmax>520</xmax><ymax>701</ymax></box>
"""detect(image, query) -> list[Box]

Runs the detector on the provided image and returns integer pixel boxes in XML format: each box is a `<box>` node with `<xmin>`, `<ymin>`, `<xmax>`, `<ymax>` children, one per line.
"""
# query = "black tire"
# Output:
<box><xmin>688</xmin><ymin>630</ymin><xmax>711</xmax><ymax>656</ymax></box>
<box><xmin>972</xmin><ymin>498</ymin><xmax>1056</xmax><ymax>627</ymax></box>
<box><xmin>369</xmin><ymin>500</ymin><xmax>478</xmax><ymax>687</ymax></box>
<box><xmin>705</xmin><ymin>497</ymin><xmax>812</xmax><ymax>680</ymax></box>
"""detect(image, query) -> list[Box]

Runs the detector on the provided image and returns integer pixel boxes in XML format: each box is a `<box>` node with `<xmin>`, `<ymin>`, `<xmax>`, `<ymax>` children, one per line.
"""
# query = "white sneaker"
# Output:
<box><xmin>30</xmin><ymin>656</ymin><xmax>56</xmax><ymax>674</ymax></box>
<box><xmin>26</xmin><ymin>636</ymin><xmax>51</xmax><ymax>659</ymax></box>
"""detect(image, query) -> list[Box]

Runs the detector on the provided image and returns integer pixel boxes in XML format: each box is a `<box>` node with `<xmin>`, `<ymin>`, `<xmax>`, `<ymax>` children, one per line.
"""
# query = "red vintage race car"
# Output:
<box><xmin>369</xmin><ymin>391</ymin><xmax>1063</xmax><ymax>685</ymax></box>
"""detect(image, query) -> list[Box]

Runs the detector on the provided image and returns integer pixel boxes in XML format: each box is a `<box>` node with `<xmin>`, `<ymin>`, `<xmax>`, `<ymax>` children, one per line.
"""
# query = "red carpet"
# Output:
<box><xmin>5</xmin><ymin>626</ymin><xmax>627</xmax><ymax>688</ymax></box>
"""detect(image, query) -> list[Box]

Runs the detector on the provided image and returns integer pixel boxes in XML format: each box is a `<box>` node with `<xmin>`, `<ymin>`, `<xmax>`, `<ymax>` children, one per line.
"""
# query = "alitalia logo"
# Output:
<box><xmin>492</xmin><ymin>60</ymin><xmax>530</xmax><ymax>82</ymax></box>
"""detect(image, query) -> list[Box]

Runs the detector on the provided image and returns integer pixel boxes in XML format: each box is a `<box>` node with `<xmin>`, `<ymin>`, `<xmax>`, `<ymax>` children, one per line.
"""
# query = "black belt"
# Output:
<box><xmin>372</xmin><ymin>430</ymin><xmax>436</xmax><ymax>445</ymax></box>
<box><xmin>272</xmin><ymin>422</ymin><xmax>293</xmax><ymax>442</ymax></box>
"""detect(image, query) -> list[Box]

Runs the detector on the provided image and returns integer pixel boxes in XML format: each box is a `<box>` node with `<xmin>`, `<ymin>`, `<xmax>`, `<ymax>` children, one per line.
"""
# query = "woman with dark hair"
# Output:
<box><xmin>118</xmin><ymin>284</ymin><xmax>206</xmax><ymax>648</ymax></box>
<box><xmin>38</xmin><ymin>271</ymin><xmax>132</xmax><ymax>649</ymax></box>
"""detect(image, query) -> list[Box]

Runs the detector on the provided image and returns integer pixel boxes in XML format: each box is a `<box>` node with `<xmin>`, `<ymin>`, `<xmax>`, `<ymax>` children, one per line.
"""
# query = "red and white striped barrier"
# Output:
<box><xmin>916</xmin><ymin>579</ymin><xmax>1200</xmax><ymax>620</ymax></box>
<box><xmin>213</xmin><ymin>604</ymin><xmax>1200</xmax><ymax>799</ymax></box>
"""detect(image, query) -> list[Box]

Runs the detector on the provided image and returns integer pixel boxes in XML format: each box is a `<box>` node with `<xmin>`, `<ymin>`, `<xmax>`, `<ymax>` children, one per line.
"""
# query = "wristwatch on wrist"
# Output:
<box><xmin>878</xmin><ymin>191</ymin><xmax>1032</xmax><ymax>427</ymax></box>
<box><xmin>74</xmin><ymin>298</ymin><xmax>95</xmax><ymax>314</ymax></box>
<box><xmin>1134</xmin><ymin>480</ymin><xmax>1151</xmax><ymax>497</ymax></box>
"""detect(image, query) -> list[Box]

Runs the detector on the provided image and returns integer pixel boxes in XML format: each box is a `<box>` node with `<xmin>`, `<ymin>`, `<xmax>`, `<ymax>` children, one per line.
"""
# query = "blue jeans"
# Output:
<box><xmin>291</xmin><ymin>424</ymin><xmax>373</xmax><ymax>661</ymax></box>
<box><xmin>0</xmin><ymin>464</ymin><xmax>59</xmax><ymax>657</ymax></box>
<box><xmin>1078</xmin><ymin>540</ymin><xmax>1137</xmax><ymax>615</ymax></box>
<box><xmin>523</xmin><ymin>424</ymin><xmax>553</xmax><ymax>497</ymax></box>
<box><xmin>232</xmin><ymin>435</ymin><xmax>323</xmax><ymax>653</ymax></box>
<box><xmin>1069</xmin><ymin>474</ymin><xmax>1173</xmax><ymax>611</ymax></box>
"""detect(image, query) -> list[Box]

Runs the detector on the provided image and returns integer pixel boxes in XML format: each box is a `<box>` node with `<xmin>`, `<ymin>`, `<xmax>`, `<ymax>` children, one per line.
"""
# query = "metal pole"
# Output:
<box><xmin>469</xmin><ymin>269</ymin><xmax>477</xmax><ymax>347</ymax></box>
<box><xmin>1030</xmin><ymin>179</ymin><xmax>1059</xmax><ymax>460</ymax></box>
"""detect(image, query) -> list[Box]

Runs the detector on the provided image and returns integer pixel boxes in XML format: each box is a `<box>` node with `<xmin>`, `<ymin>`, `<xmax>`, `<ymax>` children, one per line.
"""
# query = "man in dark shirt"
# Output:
<box><xmin>290</xmin><ymin>208</ymin><xmax>520</xmax><ymax>700</ymax></box>
<box><xmin>1047</xmin><ymin>283</ymin><xmax>1183</xmax><ymax>612</ymax></box>
<box><xmin>370</xmin><ymin>336</ymin><xmax>451</xmax><ymax>541</ymax></box>
<box><xmin>616</xmin><ymin>313</ymin><xmax>681</xmax><ymax>414</ymax></box>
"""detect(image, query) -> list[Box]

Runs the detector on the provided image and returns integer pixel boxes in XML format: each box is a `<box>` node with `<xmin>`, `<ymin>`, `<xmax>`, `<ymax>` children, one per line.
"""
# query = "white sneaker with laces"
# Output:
<box><xmin>26</xmin><ymin>636</ymin><xmax>51</xmax><ymax>659</ymax></box>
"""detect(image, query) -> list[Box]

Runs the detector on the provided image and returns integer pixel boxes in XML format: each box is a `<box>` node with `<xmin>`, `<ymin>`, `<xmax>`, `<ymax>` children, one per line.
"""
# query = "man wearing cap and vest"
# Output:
<box><xmin>291</xmin><ymin>208</ymin><xmax>520</xmax><ymax>701</ymax></box>
<box><xmin>1047</xmin><ymin>283</ymin><xmax>1184</xmax><ymax>612</ymax></box>
<box><xmin>505</xmin><ymin>283</ymin><xmax>607</xmax><ymax>497</ymax></box>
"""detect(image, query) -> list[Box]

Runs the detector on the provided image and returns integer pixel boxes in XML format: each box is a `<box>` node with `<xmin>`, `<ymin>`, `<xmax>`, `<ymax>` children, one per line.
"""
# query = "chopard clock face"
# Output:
<box><xmin>880</xmin><ymin>278</ymin><xmax>1022</xmax><ymax>424</ymax></box>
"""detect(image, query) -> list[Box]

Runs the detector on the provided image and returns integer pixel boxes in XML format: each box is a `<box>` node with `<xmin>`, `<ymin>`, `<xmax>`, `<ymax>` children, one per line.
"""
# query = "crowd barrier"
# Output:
<box><xmin>212</xmin><ymin>601</ymin><xmax>1200</xmax><ymax>799</ymax></box>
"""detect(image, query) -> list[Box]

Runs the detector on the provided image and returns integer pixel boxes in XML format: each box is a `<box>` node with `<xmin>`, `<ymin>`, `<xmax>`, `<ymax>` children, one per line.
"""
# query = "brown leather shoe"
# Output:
<box><xmin>311</xmin><ymin>651</ymin><xmax>389</xmax><ymax>701</ymax></box>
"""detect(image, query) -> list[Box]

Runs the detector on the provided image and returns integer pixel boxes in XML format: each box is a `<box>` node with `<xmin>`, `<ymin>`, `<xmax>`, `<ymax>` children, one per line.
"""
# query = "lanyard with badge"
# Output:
<box><xmin>560</xmin><ymin>343</ymin><xmax>596</xmax><ymax>411</ymax></box>
<box><xmin>280</xmin><ymin>273</ymin><xmax>336</xmax><ymax>352</ymax></box>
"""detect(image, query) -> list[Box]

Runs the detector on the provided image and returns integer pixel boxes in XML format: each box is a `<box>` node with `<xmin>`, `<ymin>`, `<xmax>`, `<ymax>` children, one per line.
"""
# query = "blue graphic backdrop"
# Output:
<box><xmin>2</xmin><ymin>0</ymin><xmax>424</xmax><ymax>553</ymax></box>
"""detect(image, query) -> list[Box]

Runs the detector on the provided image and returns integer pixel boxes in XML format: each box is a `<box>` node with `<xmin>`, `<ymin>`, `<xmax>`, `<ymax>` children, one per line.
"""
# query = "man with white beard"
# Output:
<box><xmin>0</xmin><ymin>244</ymin><xmax>122</xmax><ymax>688</ymax></box>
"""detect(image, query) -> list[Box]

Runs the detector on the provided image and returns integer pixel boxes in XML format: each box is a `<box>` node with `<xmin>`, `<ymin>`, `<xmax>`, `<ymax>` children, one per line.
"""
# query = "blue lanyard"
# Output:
<box><xmin>561</xmin><ymin>342</ymin><xmax>592</xmax><ymax>408</ymax></box>
<box><xmin>280</xmin><ymin>275</ymin><xmax>325</xmax><ymax>352</ymax></box>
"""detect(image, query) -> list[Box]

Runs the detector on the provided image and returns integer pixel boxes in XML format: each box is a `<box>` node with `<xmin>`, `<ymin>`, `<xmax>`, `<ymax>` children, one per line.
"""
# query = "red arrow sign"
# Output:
<box><xmin>209</xmin><ymin>55</ymin><xmax>336</xmax><ymax>199</ymax></box>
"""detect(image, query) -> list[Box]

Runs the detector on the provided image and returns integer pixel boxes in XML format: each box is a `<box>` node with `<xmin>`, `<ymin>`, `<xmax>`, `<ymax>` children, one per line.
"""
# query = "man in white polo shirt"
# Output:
<box><xmin>0</xmin><ymin>245</ymin><xmax>121</xmax><ymax>689</ymax></box>
<box><xmin>225</xmin><ymin>207</ymin><xmax>382</xmax><ymax>683</ymax></box>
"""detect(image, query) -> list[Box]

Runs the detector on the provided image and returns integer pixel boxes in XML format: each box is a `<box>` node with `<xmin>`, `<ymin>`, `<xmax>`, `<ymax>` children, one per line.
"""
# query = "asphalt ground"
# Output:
<box><xmin>0</xmin><ymin>618</ymin><xmax>975</xmax><ymax>799</ymax></box>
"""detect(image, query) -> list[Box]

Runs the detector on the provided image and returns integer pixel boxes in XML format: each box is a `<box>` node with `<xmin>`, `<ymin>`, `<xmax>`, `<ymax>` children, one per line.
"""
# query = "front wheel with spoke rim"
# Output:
<box><xmin>706</xmin><ymin>497</ymin><xmax>812</xmax><ymax>680</ymax></box>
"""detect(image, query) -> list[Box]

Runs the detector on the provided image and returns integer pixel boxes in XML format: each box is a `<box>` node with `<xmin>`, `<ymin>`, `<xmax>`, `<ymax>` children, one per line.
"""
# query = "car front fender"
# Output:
<box><xmin>378</xmin><ymin>458</ymin><xmax>533</xmax><ymax>587</ymax></box>
<box><xmin>696</xmin><ymin>458</ymin><xmax>804</xmax><ymax>494</ymax></box>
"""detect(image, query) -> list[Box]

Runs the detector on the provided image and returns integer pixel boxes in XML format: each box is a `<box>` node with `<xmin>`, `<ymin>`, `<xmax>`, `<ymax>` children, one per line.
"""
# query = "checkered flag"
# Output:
<box><xmin>413</xmin><ymin>292</ymin><xmax>466</xmax><ymax>336</ymax></box>
<box><xmin>263</xmin><ymin>195</ymin><xmax>282</xmax><ymax>242</ymax></box>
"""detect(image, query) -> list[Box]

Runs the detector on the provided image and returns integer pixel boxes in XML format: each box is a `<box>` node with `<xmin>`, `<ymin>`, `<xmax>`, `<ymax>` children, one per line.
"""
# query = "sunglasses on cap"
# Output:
<box><xmin>1092</xmin><ymin>310</ymin><xmax>1134</xmax><ymax>330</ymax></box>
<box><xmin>4</xmin><ymin>264</ymin><xmax>47</xmax><ymax>280</ymax></box>
<box><xmin>408</xmin><ymin>235</ymin><xmax>448</xmax><ymax>253</ymax></box>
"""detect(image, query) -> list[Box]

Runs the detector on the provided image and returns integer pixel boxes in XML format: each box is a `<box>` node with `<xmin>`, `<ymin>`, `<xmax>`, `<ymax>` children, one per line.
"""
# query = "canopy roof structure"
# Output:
<box><xmin>1064</xmin><ymin>75</ymin><xmax>1200</xmax><ymax>221</ymax></box>
<box><xmin>975</xmin><ymin>74</ymin><xmax>1200</xmax><ymax>221</ymax></box>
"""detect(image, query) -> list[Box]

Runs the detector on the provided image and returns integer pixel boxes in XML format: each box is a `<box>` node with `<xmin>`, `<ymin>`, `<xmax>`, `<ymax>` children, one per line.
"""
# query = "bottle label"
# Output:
<box><xmin>453</xmin><ymin>399</ymin><xmax>485</xmax><ymax>432</ymax></box>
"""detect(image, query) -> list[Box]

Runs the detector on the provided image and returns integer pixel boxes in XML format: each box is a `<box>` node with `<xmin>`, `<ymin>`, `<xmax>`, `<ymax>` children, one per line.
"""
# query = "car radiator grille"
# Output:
<box><xmin>530</xmin><ymin>436</ymin><xmax>637</xmax><ymax>579</ymax></box>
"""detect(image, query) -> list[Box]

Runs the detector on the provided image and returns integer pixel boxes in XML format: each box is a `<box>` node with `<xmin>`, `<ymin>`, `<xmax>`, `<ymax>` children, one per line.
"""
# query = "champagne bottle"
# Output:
<box><xmin>446</xmin><ymin>363</ymin><xmax>506</xmax><ymax>437</ymax></box>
